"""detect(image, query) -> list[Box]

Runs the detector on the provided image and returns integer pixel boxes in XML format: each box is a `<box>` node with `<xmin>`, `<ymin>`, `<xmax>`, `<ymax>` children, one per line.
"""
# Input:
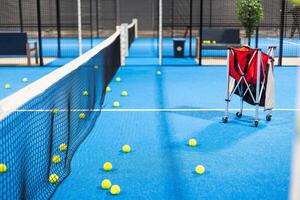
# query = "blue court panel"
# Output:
<box><xmin>52</xmin><ymin>37</ymin><xmax>298</xmax><ymax>200</ymax></box>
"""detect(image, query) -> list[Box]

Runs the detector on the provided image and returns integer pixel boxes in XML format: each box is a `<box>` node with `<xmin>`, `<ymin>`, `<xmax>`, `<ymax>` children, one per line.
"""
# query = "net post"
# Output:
<box><xmin>120</xmin><ymin>24</ymin><xmax>128</xmax><ymax>66</ymax></box>
<box><xmin>133</xmin><ymin>18</ymin><xmax>138</xmax><ymax>38</ymax></box>
<box><xmin>78</xmin><ymin>0</ymin><xmax>83</xmax><ymax>56</ymax></box>
<box><xmin>158</xmin><ymin>0</ymin><xmax>163</xmax><ymax>65</ymax></box>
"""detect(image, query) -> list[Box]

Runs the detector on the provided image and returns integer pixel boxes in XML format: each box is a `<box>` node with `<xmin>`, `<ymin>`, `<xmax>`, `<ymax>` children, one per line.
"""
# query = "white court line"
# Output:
<box><xmin>12</xmin><ymin>108</ymin><xmax>299</xmax><ymax>112</ymax></box>
<box><xmin>267</xmin><ymin>38</ymin><xmax>300</xmax><ymax>46</ymax></box>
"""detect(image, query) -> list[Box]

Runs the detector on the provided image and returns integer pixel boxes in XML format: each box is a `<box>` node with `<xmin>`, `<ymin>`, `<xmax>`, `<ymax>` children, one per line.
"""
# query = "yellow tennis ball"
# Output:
<box><xmin>4</xmin><ymin>84</ymin><xmax>11</xmax><ymax>89</ymax></box>
<box><xmin>113</xmin><ymin>101</ymin><xmax>120</xmax><ymax>107</ymax></box>
<box><xmin>52</xmin><ymin>155</ymin><xmax>61</xmax><ymax>164</ymax></box>
<box><xmin>106</xmin><ymin>86</ymin><xmax>111</xmax><ymax>92</ymax></box>
<box><xmin>79</xmin><ymin>113</ymin><xmax>86</xmax><ymax>119</ymax></box>
<box><xmin>156</xmin><ymin>70</ymin><xmax>161</xmax><ymax>75</ymax></box>
<box><xmin>116</xmin><ymin>77</ymin><xmax>121</xmax><ymax>82</ymax></box>
<box><xmin>195</xmin><ymin>165</ymin><xmax>205</xmax><ymax>175</ymax></box>
<box><xmin>121</xmin><ymin>91</ymin><xmax>128</xmax><ymax>96</ymax></box>
<box><xmin>0</xmin><ymin>163</ymin><xmax>7</xmax><ymax>173</ymax></box>
<box><xmin>103</xmin><ymin>162</ymin><xmax>113</xmax><ymax>171</ymax></box>
<box><xmin>101</xmin><ymin>179</ymin><xmax>112</xmax><ymax>189</ymax></box>
<box><xmin>51</xmin><ymin>108</ymin><xmax>58</xmax><ymax>114</ymax></box>
<box><xmin>83</xmin><ymin>91</ymin><xmax>89</xmax><ymax>96</ymax></box>
<box><xmin>110</xmin><ymin>185</ymin><xmax>121</xmax><ymax>195</ymax></box>
<box><xmin>122</xmin><ymin>145</ymin><xmax>131</xmax><ymax>153</ymax></box>
<box><xmin>59</xmin><ymin>143</ymin><xmax>67</xmax><ymax>152</ymax></box>
<box><xmin>188</xmin><ymin>138</ymin><xmax>197</xmax><ymax>147</ymax></box>
<box><xmin>49</xmin><ymin>174</ymin><xmax>59</xmax><ymax>183</ymax></box>
<box><xmin>22</xmin><ymin>77</ymin><xmax>28</xmax><ymax>83</ymax></box>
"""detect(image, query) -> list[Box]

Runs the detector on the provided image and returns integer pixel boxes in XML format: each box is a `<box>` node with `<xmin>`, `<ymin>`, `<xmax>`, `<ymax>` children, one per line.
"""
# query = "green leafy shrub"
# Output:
<box><xmin>237</xmin><ymin>0</ymin><xmax>263</xmax><ymax>41</ymax></box>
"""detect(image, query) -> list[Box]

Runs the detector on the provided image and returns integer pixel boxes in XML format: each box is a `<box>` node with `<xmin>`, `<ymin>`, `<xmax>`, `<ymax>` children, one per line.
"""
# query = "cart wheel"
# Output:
<box><xmin>222</xmin><ymin>116</ymin><xmax>228</xmax><ymax>123</ymax></box>
<box><xmin>236</xmin><ymin>112</ymin><xmax>242</xmax><ymax>118</ymax></box>
<box><xmin>266</xmin><ymin>114</ymin><xmax>272</xmax><ymax>122</ymax></box>
<box><xmin>253</xmin><ymin>120</ymin><xmax>259</xmax><ymax>127</ymax></box>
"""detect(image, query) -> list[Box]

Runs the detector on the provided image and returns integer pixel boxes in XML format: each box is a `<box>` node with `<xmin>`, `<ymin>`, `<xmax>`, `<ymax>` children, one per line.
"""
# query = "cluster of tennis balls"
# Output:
<box><xmin>105</xmin><ymin>77</ymin><xmax>129</xmax><ymax>108</ymax></box>
<box><xmin>100</xmin><ymin>144</ymin><xmax>131</xmax><ymax>195</ymax></box>
<box><xmin>48</xmin><ymin>143</ymin><xmax>68</xmax><ymax>184</ymax></box>
<box><xmin>188</xmin><ymin>138</ymin><xmax>206</xmax><ymax>175</ymax></box>
<box><xmin>4</xmin><ymin>77</ymin><xmax>29</xmax><ymax>89</ymax></box>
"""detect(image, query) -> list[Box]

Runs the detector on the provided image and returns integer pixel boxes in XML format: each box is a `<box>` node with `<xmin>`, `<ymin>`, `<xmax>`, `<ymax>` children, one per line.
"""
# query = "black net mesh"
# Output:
<box><xmin>0</xmin><ymin>32</ymin><xmax>122</xmax><ymax>199</ymax></box>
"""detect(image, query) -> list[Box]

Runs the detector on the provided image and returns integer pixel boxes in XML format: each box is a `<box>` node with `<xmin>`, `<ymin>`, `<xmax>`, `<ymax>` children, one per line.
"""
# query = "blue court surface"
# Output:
<box><xmin>45</xmin><ymin>38</ymin><xmax>298</xmax><ymax>199</ymax></box>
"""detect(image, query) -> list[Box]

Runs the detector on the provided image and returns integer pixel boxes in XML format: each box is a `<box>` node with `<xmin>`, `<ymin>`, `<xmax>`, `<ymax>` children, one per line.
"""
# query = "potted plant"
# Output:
<box><xmin>237</xmin><ymin>0</ymin><xmax>263</xmax><ymax>46</ymax></box>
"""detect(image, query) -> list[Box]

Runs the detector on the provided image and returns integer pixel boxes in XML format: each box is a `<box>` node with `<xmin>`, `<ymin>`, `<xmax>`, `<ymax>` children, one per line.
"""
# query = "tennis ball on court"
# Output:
<box><xmin>110</xmin><ymin>185</ymin><xmax>121</xmax><ymax>195</ymax></box>
<box><xmin>106</xmin><ymin>86</ymin><xmax>111</xmax><ymax>92</ymax></box>
<box><xmin>83</xmin><ymin>91</ymin><xmax>89</xmax><ymax>96</ymax></box>
<box><xmin>116</xmin><ymin>77</ymin><xmax>121</xmax><ymax>82</ymax></box>
<box><xmin>113</xmin><ymin>101</ymin><xmax>120</xmax><ymax>107</ymax></box>
<box><xmin>101</xmin><ymin>179</ymin><xmax>112</xmax><ymax>189</ymax></box>
<box><xmin>22</xmin><ymin>77</ymin><xmax>28</xmax><ymax>83</ymax></box>
<box><xmin>122</xmin><ymin>144</ymin><xmax>131</xmax><ymax>153</ymax></box>
<box><xmin>188</xmin><ymin>138</ymin><xmax>197</xmax><ymax>147</ymax></box>
<box><xmin>52</xmin><ymin>155</ymin><xmax>61</xmax><ymax>164</ymax></box>
<box><xmin>49</xmin><ymin>173</ymin><xmax>59</xmax><ymax>184</ymax></box>
<box><xmin>121</xmin><ymin>91</ymin><xmax>128</xmax><ymax>96</ymax></box>
<box><xmin>79</xmin><ymin>113</ymin><xmax>86</xmax><ymax>119</ymax></box>
<box><xmin>156</xmin><ymin>70</ymin><xmax>161</xmax><ymax>76</ymax></box>
<box><xmin>103</xmin><ymin>162</ymin><xmax>113</xmax><ymax>171</ymax></box>
<box><xmin>4</xmin><ymin>84</ymin><xmax>11</xmax><ymax>89</ymax></box>
<box><xmin>0</xmin><ymin>163</ymin><xmax>7</xmax><ymax>173</ymax></box>
<box><xmin>59</xmin><ymin>143</ymin><xmax>68</xmax><ymax>152</ymax></box>
<box><xmin>195</xmin><ymin>165</ymin><xmax>205</xmax><ymax>175</ymax></box>
<box><xmin>94</xmin><ymin>65</ymin><xmax>99</xmax><ymax>69</ymax></box>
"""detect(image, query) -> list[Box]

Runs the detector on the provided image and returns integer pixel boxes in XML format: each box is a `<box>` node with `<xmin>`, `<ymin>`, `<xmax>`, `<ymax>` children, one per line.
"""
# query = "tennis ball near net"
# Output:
<box><xmin>156</xmin><ymin>70</ymin><xmax>161</xmax><ymax>76</ymax></box>
<box><xmin>4</xmin><ymin>84</ymin><xmax>11</xmax><ymax>89</ymax></box>
<box><xmin>51</xmin><ymin>108</ymin><xmax>58</xmax><ymax>114</ymax></box>
<box><xmin>116</xmin><ymin>77</ymin><xmax>121</xmax><ymax>82</ymax></box>
<box><xmin>188</xmin><ymin>138</ymin><xmax>197</xmax><ymax>147</ymax></box>
<box><xmin>83</xmin><ymin>91</ymin><xmax>89</xmax><ymax>96</ymax></box>
<box><xmin>103</xmin><ymin>162</ymin><xmax>113</xmax><ymax>171</ymax></box>
<box><xmin>52</xmin><ymin>155</ymin><xmax>61</xmax><ymax>164</ymax></box>
<box><xmin>59</xmin><ymin>143</ymin><xmax>68</xmax><ymax>152</ymax></box>
<box><xmin>122</xmin><ymin>144</ymin><xmax>131</xmax><ymax>153</ymax></box>
<box><xmin>106</xmin><ymin>86</ymin><xmax>111</xmax><ymax>92</ymax></box>
<box><xmin>101</xmin><ymin>179</ymin><xmax>112</xmax><ymax>189</ymax></box>
<box><xmin>110</xmin><ymin>185</ymin><xmax>121</xmax><ymax>195</ymax></box>
<box><xmin>22</xmin><ymin>77</ymin><xmax>28</xmax><ymax>83</ymax></box>
<box><xmin>49</xmin><ymin>173</ymin><xmax>59</xmax><ymax>184</ymax></box>
<box><xmin>195</xmin><ymin>165</ymin><xmax>205</xmax><ymax>175</ymax></box>
<box><xmin>121</xmin><ymin>91</ymin><xmax>128</xmax><ymax>96</ymax></box>
<box><xmin>79</xmin><ymin>113</ymin><xmax>86</xmax><ymax>119</ymax></box>
<box><xmin>0</xmin><ymin>163</ymin><xmax>7</xmax><ymax>173</ymax></box>
<box><xmin>113</xmin><ymin>101</ymin><xmax>120</xmax><ymax>107</ymax></box>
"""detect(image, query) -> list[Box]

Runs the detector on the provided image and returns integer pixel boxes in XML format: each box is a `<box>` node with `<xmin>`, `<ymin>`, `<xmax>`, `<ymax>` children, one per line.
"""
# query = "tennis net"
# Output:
<box><xmin>0</xmin><ymin>20</ymin><xmax>137</xmax><ymax>199</ymax></box>
<box><xmin>128</xmin><ymin>19</ymin><xmax>137</xmax><ymax>48</ymax></box>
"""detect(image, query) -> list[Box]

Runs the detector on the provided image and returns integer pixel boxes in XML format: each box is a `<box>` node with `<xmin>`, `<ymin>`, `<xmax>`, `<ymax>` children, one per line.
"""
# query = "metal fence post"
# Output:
<box><xmin>278</xmin><ymin>0</ymin><xmax>286</xmax><ymax>66</ymax></box>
